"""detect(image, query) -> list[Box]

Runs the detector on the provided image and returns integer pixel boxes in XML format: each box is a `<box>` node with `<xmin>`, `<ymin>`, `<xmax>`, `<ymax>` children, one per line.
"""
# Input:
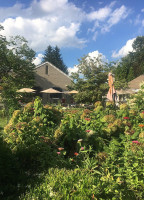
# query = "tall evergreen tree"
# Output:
<box><xmin>43</xmin><ymin>45</ymin><xmax>54</xmax><ymax>64</ymax></box>
<box><xmin>43</xmin><ymin>45</ymin><xmax>68</xmax><ymax>74</ymax></box>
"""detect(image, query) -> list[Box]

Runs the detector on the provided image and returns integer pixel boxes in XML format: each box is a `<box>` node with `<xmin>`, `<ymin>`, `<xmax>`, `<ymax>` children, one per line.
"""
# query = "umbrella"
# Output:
<box><xmin>107</xmin><ymin>72</ymin><xmax>116</xmax><ymax>102</ymax></box>
<box><xmin>41</xmin><ymin>88</ymin><xmax>62</xmax><ymax>103</ymax></box>
<box><xmin>41</xmin><ymin>88</ymin><xmax>62</xmax><ymax>93</ymax></box>
<box><xmin>66</xmin><ymin>90</ymin><xmax>78</xmax><ymax>94</ymax></box>
<box><xmin>16</xmin><ymin>88</ymin><xmax>36</xmax><ymax>93</ymax></box>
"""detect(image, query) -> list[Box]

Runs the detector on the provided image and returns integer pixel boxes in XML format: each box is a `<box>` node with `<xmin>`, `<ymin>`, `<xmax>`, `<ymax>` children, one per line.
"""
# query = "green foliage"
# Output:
<box><xmin>0</xmin><ymin>115</ymin><xmax>7</xmax><ymax>128</ymax></box>
<box><xmin>0</xmin><ymin>137</ymin><xmax>21</xmax><ymax>199</ymax></box>
<box><xmin>54</xmin><ymin>110</ymin><xmax>85</xmax><ymax>156</ymax></box>
<box><xmin>3</xmin><ymin>98</ymin><xmax>61</xmax><ymax>148</ymax></box>
<box><xmin>1</xmin><ymin>26</ymin><xmax>144</xmax><ymax>200</ymax></box>
<box><xmin>43</xmin><ymin>45</ymin><xmax>68</xmax><ymax>74</ymax></box>
<box><xmin>114</xmin><ymin>79</ymin><xmax>128</xmax><ymax>90</ymax></box>
<box><xmin>3</xmin><ymin>97</ymin><xmax>62</xmax><ymax>171</ymax></box>
<box><xmin>132</xmin><ymin>36</ymin><xmax>144</xmax><ymax>52</ymax></box>
<box><xmin>128</xmin><ymin>82</ymin><xmax>144</xmax><ymax>112</ymax></box>
<box><xmin>20</xmin><ymin>138</ymin><xmax>144</xmax><ymax>200</ymax></box>
<box><xmin>127</xmin><ymin>67</ymin><xmax>135</xmax><ymax>82</ymax></box>
<box><xmin>113</xmin><ymin>36</ymin><xmax>144</xmax><ymax>84</ymax></box>
<box><xmin>54</xmin><ymin>104</ymin><xmax>125</xmax><ymax>155</ymax></box>
<box><xmin>0</xmin><ymin>27</ymin><xmax>36</xmax><ymax>115</ymax></box>
<box><xmin>70</xmin><ymin>54</ymin><xmax>109</xmax><ymax>103</ymax></box>
<box><xmin>1</xmin><ymin>90</ymin><xmax>144</xmax><ymax>199</ymax></box>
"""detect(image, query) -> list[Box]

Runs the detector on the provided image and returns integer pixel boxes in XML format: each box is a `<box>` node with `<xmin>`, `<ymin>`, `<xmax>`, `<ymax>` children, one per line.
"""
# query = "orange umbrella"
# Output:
<box><xmin>107</xmin><ymin>73</ymin><xmax>116</xmax><ymax>102</ymax></box>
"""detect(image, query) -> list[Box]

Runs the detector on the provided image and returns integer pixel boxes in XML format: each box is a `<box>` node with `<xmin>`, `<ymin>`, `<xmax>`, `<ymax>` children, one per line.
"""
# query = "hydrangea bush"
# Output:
<box><xmin>1</xmin><ymin>84</ymin><xmax>144</xmax><ymax>199</ymax></box>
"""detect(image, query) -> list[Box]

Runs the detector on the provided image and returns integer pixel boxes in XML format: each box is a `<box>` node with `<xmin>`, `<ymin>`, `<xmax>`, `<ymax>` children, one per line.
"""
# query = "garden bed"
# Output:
<box><xmin>0</xmin><ymin>86</ymin><xmax>144</xmax><ymax>199</ymax></box>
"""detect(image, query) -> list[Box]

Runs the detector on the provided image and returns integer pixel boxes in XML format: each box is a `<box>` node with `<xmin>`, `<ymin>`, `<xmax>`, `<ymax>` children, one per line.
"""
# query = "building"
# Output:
<box><xmin>34</xmin><ymin>62</ymin><xmax>72</xmax><ymax>103</ymax></box>
<box><xmin>116</xmin><ymin>75</ymin><xmax>144</xmax><ymax>102</ymax></box>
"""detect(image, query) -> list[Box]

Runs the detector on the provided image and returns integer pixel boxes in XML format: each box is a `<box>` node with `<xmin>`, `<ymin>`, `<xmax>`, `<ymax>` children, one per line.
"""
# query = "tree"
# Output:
<box><xmin>0</xmin><ymin>25</ymin><xmax>11</xmax><ymax>79</ymax></box>
<box><xmin>43</xmin><ymin>45</ymin><xmax>68</xmax><ymax>74</ymax></box>
<box><xmin>131</xmin><ymin>36</ymin><xmax>144</xmax><ymax>76</ymax></box>
<box><xmin>70</xmin><ymin>54</ymin><xmax>109</xmax><ymax>103</ymax></box>
<box><xmin>132</xmin><ymin>36</ymin><xmax>144</xmax><ymax>52</ymax></box>
<box><xmin>42</xmin><ymin>45</ymin><xmax>54</xmax><ymax>64</ymax></box>
<box><xmin>113</xmin><ymin>36</ymin><xmax>144</xmax><ymax>83</ymax></box>
<box><xmin>0</xmin><ymin>26</ymin><xmax>36</xmax><ymax>115</ymax></box>
<box><xmin>127</xmin><ymin>67</ymin><xmax>134</xmax><ymax>82</ymax></box>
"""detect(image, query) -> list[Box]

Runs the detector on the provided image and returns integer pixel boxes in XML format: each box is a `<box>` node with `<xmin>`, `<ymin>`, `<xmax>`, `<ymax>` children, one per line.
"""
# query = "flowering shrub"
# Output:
<box><xmin>2</xmin><ymin>97</ymin><xmax>62</xmax><ymax>171</ymax></box>
<box><xmin>94</xmin><ymin>105</ymin><xmax>103</xmax><ymax>113</ymax></box>
<box><xmin>93</xmin><ymin>101</ymin><xmax>104</xmax><ymax>113</ymax></box>
<box><xmin>20</xmin><ymin>137</ymin><xmax>144</xmax><ymax>200</ymax></box>
<box><xmin>1</xmin><ymin>88</ymin><xmax>144</xmax><ymax>199</ymax></box>
<box><xmin>4</xmin><ymin>97</ymin><xmax>62</xmax><ymax>148</ymax></box>
<box><xmin>54</xmin><ymin>111</ymin><xmax>86</xmax><ymax>156</ymax></box>
<box><xmin>139</xmin><ymin>132</ymin><xmax>144</xmax><ymax>138</ymax></box>
<box><xmin>140</xmin><ymin>112</ymin><xmax>144</xmax><ymax>119</ymax></box>
<box><xmin>132</xmin><ymin>140</ymin><xmax>140</xmax><ymax>144</ymax></box>
<box><xmin>123</xmin><ymin>116</ymin><xmax>129</xmax><ymax>120</ymax></box>
<box><xmin>106</xmin><ymin>101</ymin><xmax>115</xmax><ymax>108</ymax></box>
<box><xmin>94</xmin><ymin>101</ymin><xmax>102</xmax><ymax>107</ymax></box>
<box><xmin>101</xmin><ymin>114</ymin><xmax>115</xmax><ymax>123</ymax></box>
<box><xmin>85</xmin><ymin>117</ymin><xmax>91</xmax><ymax>121</ymax></box>
<box><xmin>128</xmin><ymin>82</ymin><xmax>144</xmax><ymax>112</ymax></box>
<box><xmin>81</xmin><ymin>109</ymin><xmax>91</xmax><ymax>119</ymax></box>
<box><xmin>119</xmin><ymin>103</ymin><xmax>128</xmax><ymax>110</ymax></box>
<box><xmin>139</xmin><ymin>124</ymin><xmax>144</xmax><ymax>128</ymax></box>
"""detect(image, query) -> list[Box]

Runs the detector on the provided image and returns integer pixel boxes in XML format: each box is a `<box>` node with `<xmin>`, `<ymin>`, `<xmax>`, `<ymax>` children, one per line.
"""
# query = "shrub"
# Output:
<box><xmin>20</xmin><ymin>137</ymin><xmax>144</xmax><ymax>200</ymax></box>
<box><xmin>0</xmin><ymin>137</ymin><xmax>21</xmax><ymax>199</ymax></box>
<box><xmin>3</xmin><ymin>97</ymin><xmax>62</xmax><ymax>170</ymax></box>
<box><xmin>94</xmin><ymin>101</ymin><xmax>102</xmax><ymax>107</ymax></box>
<box><xmin>1</xmin><ymin>94</ymin><xmax>144</xmax><ymax>199</ymax></box>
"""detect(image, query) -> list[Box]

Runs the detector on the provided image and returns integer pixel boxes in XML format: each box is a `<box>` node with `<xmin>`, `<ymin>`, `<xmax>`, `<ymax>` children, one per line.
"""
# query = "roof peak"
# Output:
<box><xmin>35</xmin><ymin>61</ymin><xmax>72</xmax><ymax>80</ymax></box>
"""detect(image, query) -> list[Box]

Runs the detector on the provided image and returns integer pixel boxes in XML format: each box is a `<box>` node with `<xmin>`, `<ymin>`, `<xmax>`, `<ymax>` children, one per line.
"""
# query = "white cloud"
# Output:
<box><xmin>112</xmin><ymin>38</ymin><xmax>135</xmax><ymax>58</ymax></box>
<box><xmin>92</xmin><ymin>31</ymin><xmax>98</xmax><ymax>41</ymax></box>
<box><xmin>88</xmin><ymin>50</ymin><xmax>103</xmax><ymax>59</ymax></box>
<box><xmin>87</xmin><ymin>1</ymin><xmax>116</xmax><ymax>22</ymax></box>
<box><xmin>87</xmin><ymin>3</ymin><xmax>130</xmax><ymax>38</ymax></box>
<box><xmin>0</xmin><ymin>3</ymin><xmax>25</xmax><ymax>21</ymax></box>
<box><xmin>87</xmin><ymin>7</ymin><xmax>111</xmax><ymax>21</ymax></box>
<box><xmin>109</xmin><ymin>5</ymin><xmax>128</xmax><ymax>25</ymax></box>
<box><xmin>141</xmin><ymin>8</ymin><xmax>144</xmax><ymax>12</ymax></box>
<box><xmin>32</xmin><ymin>53</ymin><xmax>44</xmax><ymax>65</ymax></box>
<box><xmin>101</xmin><ymin>5</ymin><xmax>129</xmax><ymax>33</ymax></box>
<box><xmin>0</xmin><ymin>0</ymin><xmax>131</xmax><ymax>50</ymax></box>
<box><xmin>87</xmin><ymin>50</ymin><xmax>107</xmax><ymax>64</ymax></box>
<box><xmin>68</xmin><ymin>65</ymin><xmax>78</xmax><ymax>75</ymax></box>
<box><xmin>0</xmin><ymin>0</ymin><xmax>86</xmax><ymax>51</ymax></box>
<box><xmin>40</xmin><ymin>0</ymin><xmax>67</xmax><ymax>12</ymax></box>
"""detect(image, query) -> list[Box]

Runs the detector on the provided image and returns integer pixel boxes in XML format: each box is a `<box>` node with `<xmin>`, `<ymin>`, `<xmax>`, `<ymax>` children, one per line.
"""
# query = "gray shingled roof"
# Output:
<box><xmin>116</xmin><ymin>74</ymin><xmax>144</xmax><ymax>95</ymax></box>
<box><xmin>128</xmin><ymin>75</ymin><xmax>144</xmax><ymax>89</ymax></box>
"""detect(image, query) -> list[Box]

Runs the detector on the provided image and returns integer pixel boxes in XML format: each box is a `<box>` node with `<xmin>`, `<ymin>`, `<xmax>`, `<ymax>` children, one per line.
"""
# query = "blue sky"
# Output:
<box><xmin>0</xmin><ymin>0</ymin><xmax>144</xmax><ymax>74</ymax></box>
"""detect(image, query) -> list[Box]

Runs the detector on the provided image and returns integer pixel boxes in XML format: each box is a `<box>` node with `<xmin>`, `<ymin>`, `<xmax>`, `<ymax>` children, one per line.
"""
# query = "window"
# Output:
<box><xmin>45</xmin><ymin>65</ymin><xmax>48</xmax><ymax>74</ymax></box>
